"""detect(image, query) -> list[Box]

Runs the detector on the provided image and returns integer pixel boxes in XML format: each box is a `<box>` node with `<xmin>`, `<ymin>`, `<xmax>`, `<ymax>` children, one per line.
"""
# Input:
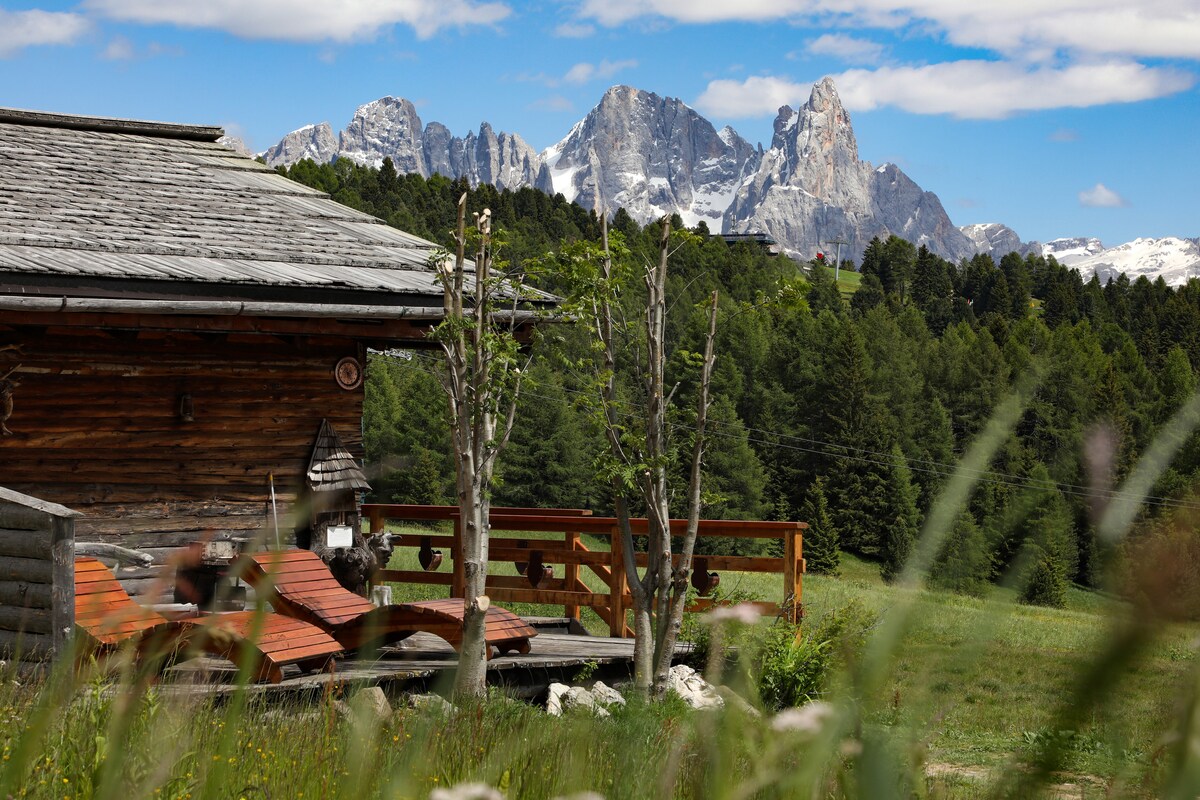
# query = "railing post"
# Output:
<box><xmin>369</xmin><ymin>507</ymin><xmax>383</xmax><ymax>535</ymax></box>
<box><xmin>608</xmin><ymin>525</ymin><xmax>626</xmax><ymax>637</ymax></box>
<box><xmin>452</xmin><ymin>516</ymin><xmax>465</xmax><ymax>599</ymax></box>
<box><xmin>50</xmin><ymin>514</ymin><xmax>75</xmax><ymax>657</ymax></box>
<box><xmin>784</xmin><ymin>526</ymin><xmax>803</xmax><ymax>624</ymax></box>
<box><xmin>564</xmin><ymin>529</ymin><xmax>580</xmax><ymax>622</ymax></box>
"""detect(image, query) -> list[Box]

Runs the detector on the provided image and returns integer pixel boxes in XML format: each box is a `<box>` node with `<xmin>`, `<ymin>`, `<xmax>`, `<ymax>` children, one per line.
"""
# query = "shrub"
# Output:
<box><xmin>755</xmin><ymin>600</ymin><xmax>876</xmax><ymax>711</ymax></box>
<box><xmin>1021</xmin><ymin>547</ymin><xmax>1068</xmax><ymax>608</ymax></box>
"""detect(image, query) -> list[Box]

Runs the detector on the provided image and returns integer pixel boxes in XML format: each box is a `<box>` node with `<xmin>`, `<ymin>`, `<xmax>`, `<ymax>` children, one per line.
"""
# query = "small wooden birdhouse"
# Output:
<box><xmin>301</xmin><ymin>419</ymin><xmax>370</xmax><ymax>552</ymax></box>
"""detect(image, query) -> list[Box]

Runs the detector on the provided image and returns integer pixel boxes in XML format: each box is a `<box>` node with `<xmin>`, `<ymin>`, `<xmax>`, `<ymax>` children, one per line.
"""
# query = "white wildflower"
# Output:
<box><xmin>705</xmin><ymin>602</ymin><xmax>762</xmax><ymax>626</ymax></box>
<box><xmin>430</xmin><ymin>783</ymin><xmax>504</xmax><ymax>800</ymax></box>
<box><xmin>771</xmin><ymin>701</ymin><xmax>835</xmax><ymax>735</ymax></box>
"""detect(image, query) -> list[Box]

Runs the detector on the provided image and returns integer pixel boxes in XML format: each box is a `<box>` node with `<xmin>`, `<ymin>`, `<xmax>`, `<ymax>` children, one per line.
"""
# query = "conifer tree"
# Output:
<box><xmin>930</xmin><ymin>511</ymin><xmax>990</xmax><ymax>595</ymax></box>
<box><xmin>880</xmin><ymin>444</ymin><xmax>920</xmax><ymax>582</ymax></box>
<box><xmin>800</xmin><ymin>477</ymin><xmax>840</xmax><ymax>574</ymax></box>
<box><xmin>818</xmin><ymin>321</ymin><xmax>899</xmax><ymax>556</ymax></box>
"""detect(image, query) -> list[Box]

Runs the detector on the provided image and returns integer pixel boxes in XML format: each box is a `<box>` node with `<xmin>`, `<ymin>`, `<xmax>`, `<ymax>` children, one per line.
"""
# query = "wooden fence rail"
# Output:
<box><xmin>365</xmin><ymin>503</ymin><xmax>805</xmax><ymax>637</ymax></box>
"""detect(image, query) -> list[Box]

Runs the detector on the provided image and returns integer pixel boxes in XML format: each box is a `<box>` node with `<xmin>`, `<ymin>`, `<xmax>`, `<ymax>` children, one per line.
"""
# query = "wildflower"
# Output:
<box><xmin>704</xmin><ymin>603</ymin><xmax>762</xmax><ymax>626</ymax></box>
<box><xmin>770</xmin><ymin>701</ymin><xmax>835</xmax><ymax>735</ymax></box>
<box><xmin>430</xmin><ymin>782</ymin><xmax>504</xmax><ymax>800</ymax></box>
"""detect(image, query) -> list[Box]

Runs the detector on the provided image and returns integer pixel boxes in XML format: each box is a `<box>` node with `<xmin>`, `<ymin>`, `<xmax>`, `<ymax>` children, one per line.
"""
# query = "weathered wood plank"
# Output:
<box><xmin>0</xmin><ymin>629</ymin><xmax>54</xmax><ymax>660</ymax></box>
<box><xmin>0</xmin><ymin>604</ymin><xmax>53</xmax><ymax>635</ymax></box>
<box><xmin>0</xmin><ymin>557</ymin><xmax>53</xmax><ymax>583</ymax></box>
<box><xmin>0</xmin><ymin>488</ymin><xmax>81</xmax><ymax>520</ymax></box>
<box><xmin>0</xmin><ymin>581</ymin><xmax>51</xmax><ymax>609</ymax></box>
<box><xmin>0</xmin><ymin>528</ymin><xmax>52</xmax><ymax>560</ymax></box>
<box><xmin>50</xmin><ymin>513</ymin><xmax>73</xmax><ymax>657</ymax></box>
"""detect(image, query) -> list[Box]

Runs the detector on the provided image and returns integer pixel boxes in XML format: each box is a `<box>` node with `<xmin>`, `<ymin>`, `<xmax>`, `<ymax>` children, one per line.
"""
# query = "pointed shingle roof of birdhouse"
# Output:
<box><xmin>307</xmin><ymin>419</ymin><xmax>370</xmax><ymax>492</ymax></box>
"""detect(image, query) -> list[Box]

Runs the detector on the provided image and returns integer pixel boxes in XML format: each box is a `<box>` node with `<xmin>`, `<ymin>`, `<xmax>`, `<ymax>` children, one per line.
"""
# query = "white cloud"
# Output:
<box><xmin>101</xmin><ymin>36</ymin><xmax>183</xmax><ymax>60</ymax></box>
<box><xmin>554</xmin><ymin>21</ymin><xmax>595</xmax><ymax>37</ymax></box>
<box><xmin>529</xmin><ymin>95</ymin><xmax>575</xmax><ymax>112</ymax></box>
<box><xmin>101</xmin><ymin>35</ymin><xmax>135</xmax><ymax>61</ymax></box>
<box><xmin>560</xmin><ymin>58</ymin><xmax>638</xmax><ymax>85</ymax></box>
<box><xmin>0</xmin><ymin>9</ymin><xmax>89</xmax><ymax>58</ymax></box>
<box><xmin>574</xmin><ymin>0</ymin><xmax>1200</xmax><ymax>61</ymax></box>
<box><xmin>1049</xmin><ymin>128</ymin><xmax>1079</xmax><ymax>142</ymax></box>
<box><xmin>807</xmin><ymin>33</ymin><xmax>885</xmax><ymax>64</ymax></box>
<box><xmin>694</xmin><ymin>61</ymin><xmax>1194</xmax><ymax>119</ymax></box>
<box><xmin>84</xmin><ymin>0</ymin><xmax>511</xmax><ymax>41</ymax></box>
<box><xmin>694</xmin><ymin>75</ymin><xmax>805</xmax><ymax>117</ymax></box>
<box><xmin>1079</xmin><ymin>183</ymin><xmax>1128</xmax><ymax>207</ymax></box>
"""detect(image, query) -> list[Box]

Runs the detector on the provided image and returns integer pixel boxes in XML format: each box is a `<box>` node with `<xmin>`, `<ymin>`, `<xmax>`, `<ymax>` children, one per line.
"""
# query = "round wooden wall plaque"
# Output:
<box><xmin>334</xmin><ymin>356</ymin><xmax>364</xmax><ymax>390</ymax></box>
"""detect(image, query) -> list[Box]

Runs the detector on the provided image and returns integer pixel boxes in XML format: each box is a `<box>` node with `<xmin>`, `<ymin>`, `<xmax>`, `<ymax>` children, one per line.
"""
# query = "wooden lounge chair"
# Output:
<box><xmin>75</xmin><ymin>557</ymin><xmax>189</xmax><ymax>668</ymax></box>
<box><xmin>244</xmin><ymin>549</ymin><xmax>536</xmax><ymax>657</ymax></box>
<box><xmin>74</xmin><ymin>557</ymin><xmax>343</xmax><ymax>683</ymax></box>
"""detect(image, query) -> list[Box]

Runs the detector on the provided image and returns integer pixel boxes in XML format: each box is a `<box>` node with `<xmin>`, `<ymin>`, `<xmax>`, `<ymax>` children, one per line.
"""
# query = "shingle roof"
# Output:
<box><xmin>0</xmin><ymin>109</ymin><xmax>456</xmax><ymax>305</ymax></box>
<box><xmin>307</xmin><ymin>419</ymin><xmax>371</xmax><ymax>493</ymax></box>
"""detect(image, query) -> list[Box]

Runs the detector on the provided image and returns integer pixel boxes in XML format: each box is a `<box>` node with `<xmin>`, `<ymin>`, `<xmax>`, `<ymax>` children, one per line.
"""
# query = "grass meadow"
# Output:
<box><xmin>0</xmin><ymin>538</ymin><xmax>1191</xmax><ymax>798</ymax></box>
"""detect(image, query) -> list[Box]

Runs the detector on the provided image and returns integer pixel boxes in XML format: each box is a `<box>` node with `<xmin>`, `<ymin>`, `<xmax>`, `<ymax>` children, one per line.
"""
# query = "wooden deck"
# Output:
<box><xmin>162</xmin><ymin>631</ymin><xmax>693</xmax><ymax>698</ymax></box>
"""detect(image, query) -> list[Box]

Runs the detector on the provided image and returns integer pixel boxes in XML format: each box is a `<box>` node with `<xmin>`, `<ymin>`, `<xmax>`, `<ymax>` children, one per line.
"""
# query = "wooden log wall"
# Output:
<box><xmin>0</xmin><ymin>321</ymin><xmax>367</xmax><ymax>597</ymax></box>
<box><xmin>0</xmin><ymin>488</ymin><xmax>77</xmax><ymax>660</ymax></box>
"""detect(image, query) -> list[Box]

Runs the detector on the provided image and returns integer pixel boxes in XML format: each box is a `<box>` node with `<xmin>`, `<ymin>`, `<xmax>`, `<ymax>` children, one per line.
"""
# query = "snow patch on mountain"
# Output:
<box><xmin>1067</xmin><ymin>237</ymin><xmax>1200</xmax><ymax>287</ymax></box>
<box><xmin>1041</xmin><ymin>237</ymin><xmax>1107</xmax><ymax>266</ymax></box>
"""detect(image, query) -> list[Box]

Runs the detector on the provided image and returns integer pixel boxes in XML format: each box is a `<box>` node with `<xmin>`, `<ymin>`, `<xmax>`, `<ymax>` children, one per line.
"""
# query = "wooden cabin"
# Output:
<box><xmin>0</xmin><ymin>107</ymin><xmax>538</xmax><ymax>596</ymax></box>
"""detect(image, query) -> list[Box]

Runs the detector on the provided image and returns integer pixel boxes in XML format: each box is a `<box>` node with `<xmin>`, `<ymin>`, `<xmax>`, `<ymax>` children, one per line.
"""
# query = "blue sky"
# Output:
<box><xmin>1</xmin><ymin>0</ymin><xmax>1197</xmax><ymax>246</ymax></box>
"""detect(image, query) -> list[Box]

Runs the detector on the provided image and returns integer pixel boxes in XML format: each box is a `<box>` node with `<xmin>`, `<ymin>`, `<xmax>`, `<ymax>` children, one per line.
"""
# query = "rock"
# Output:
<box><xmin>724</xmin><ymin>77</ymin><xmax>975</xmax><ymax>263</ymax></box>
<box><xmin>543</xmin><ymin>85</ymin><xmax>760</xmax><ymax>228</ymax></box>
<box><xmin>959</xmin><ymin>223</ymin><xmax>1041</xmax><ymax>259</ymax></box>
<box><xmin>563</xmin><ymin>685</ymin><xmax>610</xmax><ymax>717</ymax></box>
<box><xmin>262</xmin><ymin>97</ymin><xmax>551</xmax><ymax>193</ymax></box>
<box><xmin>545</xmin><ymin>682</ymin><xmax>571</xmax><ymax>716</ymax></box>
<box><xmin>590</xmin><ymin>681</ymin><xmax>626</xmax><ymax>708</ymax></box>
<box><xmin>348</xmin><ymin>686</ymin><xmax>391</xmax><ymax>725</ymax></box>
<box><xmin>262</xmin><ymin>78</ymin><xmax>989</xmax><ymax>263</ymax></box>
<box><xmin>715</xmin><ymin>685</ymin><xmax>760</xmax><ymax>717</ymax></box>
<box><xmin>667</xmin><ymin>665</ymin><xmax>724</xmax><ymax>710</ymax></box>
<box><xmin>405</xmin><ymin>693</ymin><xmax>453</xmax><ymax>714</ymax></box>
<box><xmin>261</xmin><ymin>122</ymin><xmax>338</xmax><ymax>169</ymax></box>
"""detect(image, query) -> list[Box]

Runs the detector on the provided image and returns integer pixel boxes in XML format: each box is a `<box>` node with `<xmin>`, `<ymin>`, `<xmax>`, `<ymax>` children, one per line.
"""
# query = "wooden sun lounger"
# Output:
<box><xmin>74</xmin><ymin>557</ymin><xmax>343</xmax><ymax>683</ymax></box>
<box><xmin>74</xmin><ymin>556</ymin><xmax>190</xmax><ymax>666</ymax></box>
<box><xmin>245</xmin><ymin>549</ymin><xmax>537</xmax><ymax>657</ymax></box>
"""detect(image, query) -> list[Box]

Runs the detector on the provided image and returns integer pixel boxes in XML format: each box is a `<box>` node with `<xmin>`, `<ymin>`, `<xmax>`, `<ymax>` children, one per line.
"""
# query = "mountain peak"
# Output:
<box><xmin>546</xmin><ymin>84</ymin><xmax>757</xmax><ymax>225</ymax></box>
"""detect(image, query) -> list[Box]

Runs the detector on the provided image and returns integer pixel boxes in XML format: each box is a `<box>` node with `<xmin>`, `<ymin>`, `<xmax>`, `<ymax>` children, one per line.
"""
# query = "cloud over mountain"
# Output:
<box><xmin>84</xmin><ymin>0</ymin><xmax>510</xmax><ymax>40</ymax></box>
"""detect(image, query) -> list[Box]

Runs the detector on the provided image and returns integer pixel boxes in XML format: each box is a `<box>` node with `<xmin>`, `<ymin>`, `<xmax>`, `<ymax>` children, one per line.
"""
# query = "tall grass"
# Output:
<box><xmin>4</xmin><ymin>372</ymin><xmax>1200</xmax><ymax>798</ymax></box>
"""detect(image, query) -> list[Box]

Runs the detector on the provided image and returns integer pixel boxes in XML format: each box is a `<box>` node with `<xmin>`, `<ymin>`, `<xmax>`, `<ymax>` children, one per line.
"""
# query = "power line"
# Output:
<box><xmin>380</xmin><ymin>350</ymin><xmax>1200</xmax><ymax>513</ymax></box>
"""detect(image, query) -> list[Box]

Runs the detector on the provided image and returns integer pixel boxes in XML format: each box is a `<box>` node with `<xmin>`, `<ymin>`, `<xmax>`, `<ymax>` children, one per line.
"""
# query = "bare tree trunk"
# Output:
<box><xmin>593</xmin><ymin>216</ymin><xmax>719</xmax><ymax>698</ymax></box>
<box><xmin>435</xmin><ymin>196</ymin><xmax>526</xmax><ymax>699</ymax></box>
<box><xmin>653</xmin><ymin>289</ymin><xmax>719</xmax><ymax>689</ymax></box>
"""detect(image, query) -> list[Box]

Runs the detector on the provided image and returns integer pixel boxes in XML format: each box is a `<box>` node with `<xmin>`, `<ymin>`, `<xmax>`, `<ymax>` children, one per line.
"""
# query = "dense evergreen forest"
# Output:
<box><xmin>282</xmin><ymin>157</ymin><xmax>1200</xmax><ymax>609</ymax></box>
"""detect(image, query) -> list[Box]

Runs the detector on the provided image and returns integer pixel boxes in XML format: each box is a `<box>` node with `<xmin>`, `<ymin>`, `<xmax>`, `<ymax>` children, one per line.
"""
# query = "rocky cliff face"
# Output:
<box><xmin>960</xmin><ymin>223</ymin><xmax>1041</xmax><ymax>259</ymax></box>
<box><xmin>542</xmin><ymin>85</ymin><xmax>760</xmax><ymax>228</ymax></box>
<box><xmin>261</xmin><ymin>98</ymin><xmax>551</xmax><ymax>193</ymax></box>
<box><xmin>261</xmin><ymin>122</ymin><xmax>339</xmax><ymax>167</ymax></box>
<box><xmin>724</xmin><ymin>78</ymin><xmax>975</xmax><ymax>262</ymax></box>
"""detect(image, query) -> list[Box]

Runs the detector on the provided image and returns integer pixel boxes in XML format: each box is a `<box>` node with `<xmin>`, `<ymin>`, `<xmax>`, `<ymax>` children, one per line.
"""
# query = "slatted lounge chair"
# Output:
<box><xmin>74</xmin><ymin>556</ymin><xmax>189</xmax><ymax>666</ymax></box>
<box><xmin>74</xmin><ymin>557</ymin><xmax>343</xmax><ymax>683</ymax></box>
<box><xmin>244</xmin><ymin>548</ymin><xmax>536</xmax><ymax>657</ymax></box>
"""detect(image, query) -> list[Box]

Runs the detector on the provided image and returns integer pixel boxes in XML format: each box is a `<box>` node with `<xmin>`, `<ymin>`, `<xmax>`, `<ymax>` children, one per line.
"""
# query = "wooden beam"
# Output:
<box><xmin>0</xmin><ymin>309</ymin><xmax>438</xmax><ymax>344</ymax></box>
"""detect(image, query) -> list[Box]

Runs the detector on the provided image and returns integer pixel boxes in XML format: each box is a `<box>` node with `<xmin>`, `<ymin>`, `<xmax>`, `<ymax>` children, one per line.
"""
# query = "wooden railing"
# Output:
<box><xmin>364</xmin><ymin>504</ymin><xmax>805</xmax><ymax>637</ymax></box>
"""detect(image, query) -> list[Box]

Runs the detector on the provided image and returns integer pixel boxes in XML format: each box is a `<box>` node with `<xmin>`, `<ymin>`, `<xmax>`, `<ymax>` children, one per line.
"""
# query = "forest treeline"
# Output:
<box><xmin>282</xmin><ymin>157</ymin><xmax>1200</xmax><ymax>609</ymax></box>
